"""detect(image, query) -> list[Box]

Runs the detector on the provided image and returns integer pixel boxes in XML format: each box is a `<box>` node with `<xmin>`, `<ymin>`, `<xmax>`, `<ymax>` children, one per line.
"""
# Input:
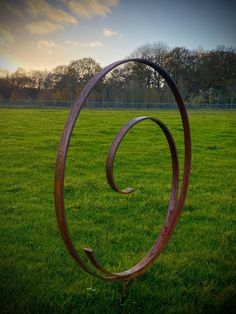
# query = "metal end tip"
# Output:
<box><xmin>84</xmin><ymin>248</ymin><xmax>92</xmax><ymax>253</ymax></box>
<box><xmin>121</xmin><ymin>187</ymin><xmax>135</xmax><ymax>194</ymax></box>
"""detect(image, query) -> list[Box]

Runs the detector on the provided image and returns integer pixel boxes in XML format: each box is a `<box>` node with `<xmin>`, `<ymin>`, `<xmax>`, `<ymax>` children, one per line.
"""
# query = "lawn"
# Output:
<box><xmin>0</xmin><ymin>108</ymin><xmax>235</xmax><ymax>313</ymax></box>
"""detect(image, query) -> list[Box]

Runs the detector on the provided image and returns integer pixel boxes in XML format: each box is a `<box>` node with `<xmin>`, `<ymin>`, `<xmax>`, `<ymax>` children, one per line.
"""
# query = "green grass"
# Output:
<box><xmin>0</xmin><ymin>108</ymin><xmax>235</xmax><ymax>313</ymax></box>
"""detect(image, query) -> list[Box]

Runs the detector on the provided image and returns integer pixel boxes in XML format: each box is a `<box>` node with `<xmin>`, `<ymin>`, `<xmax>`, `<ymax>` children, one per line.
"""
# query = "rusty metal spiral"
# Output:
<box><xmin>54</xmin><ymin>58</ymin><xmax>191</xmax><ymax>281</ymax></box>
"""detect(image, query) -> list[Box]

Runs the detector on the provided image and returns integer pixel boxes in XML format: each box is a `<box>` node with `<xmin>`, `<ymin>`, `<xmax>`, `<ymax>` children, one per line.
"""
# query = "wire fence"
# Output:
<box><xmin>0</xmin><ymin>99</ymin><xmax>235</xmax><ymax>110</ymax></box>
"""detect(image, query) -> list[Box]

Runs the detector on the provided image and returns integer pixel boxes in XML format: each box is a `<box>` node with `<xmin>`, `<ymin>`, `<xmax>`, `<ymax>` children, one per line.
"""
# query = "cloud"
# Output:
<box><xmin>26</xmin><ymin>0</ymin><xmax>77</xmax><ymax>24</ymax></box>
<box><xmin>37</xmin><ymin>40</ymin><xmax>59</xmax><ymax>55</ymax></box>
<box><xmin>38</xmin><ymin>40</ymin><xmax>56</xmax><ymax>48</ymax></box>
<box><xmin>0</xmin><ymin>24</ymin><xmax>14</xmax><ymax>45</ymax></box>
<box><xmin>5</xmin><ymin>3</ymin><xmax>25</xmax><ymax>19</ymax></box>
<box><xmin>64</xmin><ymin>0</ymin><xmax>119</xmax><ymax>18</ymax></box>
<box><xmin>66</xmin><ymin>40</ymin><xmax>103</xmax><ymax>48</ymax></box>
<box><xmin>65</xmin><ymin>40</ymin><xmax>80</xmax><ymax>47</ymax></box>
<box><xmin>26</xmin><ymin>21</ymin><xmax>63</xmax><ymax>34</ymax></box>
<box><xmin>83</xmin><ymin>41</ymin><xmax>103</xmax><ymax>48</ymax></box>
<box><xmin>103</xmin><ymin>27</ymin><xmax>120</xmax><ymax>37</ymax></box>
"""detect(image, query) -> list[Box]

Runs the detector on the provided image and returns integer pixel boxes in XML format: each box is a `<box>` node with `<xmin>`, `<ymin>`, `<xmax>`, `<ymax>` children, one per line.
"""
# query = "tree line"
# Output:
<box><xmin>0</xmin><ymin>43</ymin><xmax>236</xmax><ymax>105</ymax></box>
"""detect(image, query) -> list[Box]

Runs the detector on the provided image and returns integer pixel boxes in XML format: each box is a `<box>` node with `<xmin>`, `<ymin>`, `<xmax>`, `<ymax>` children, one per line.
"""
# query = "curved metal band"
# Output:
<box><xmin>54</xmin><ymin>58</ymin><xmax>192</xmax><ymax>281</ymax></box>
<box><xmin>106</xmin><ymin>116</ymin><xmax>179</xmax><ymax>196</ymax></box>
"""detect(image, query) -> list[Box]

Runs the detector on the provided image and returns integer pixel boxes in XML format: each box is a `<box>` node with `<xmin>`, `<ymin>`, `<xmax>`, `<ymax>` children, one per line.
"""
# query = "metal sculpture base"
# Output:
<box><xmin>54</xmin><ymin>58</ymin><xmax>191</xmax><ymax>281</ymax></box>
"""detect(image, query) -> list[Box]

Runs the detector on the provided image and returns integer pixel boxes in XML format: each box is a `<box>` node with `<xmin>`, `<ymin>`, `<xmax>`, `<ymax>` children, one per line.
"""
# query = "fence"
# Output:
<box><xmin>0</xmin><ymin>99</ymin><xmax>235</xmax><ymax>110</ymax></box>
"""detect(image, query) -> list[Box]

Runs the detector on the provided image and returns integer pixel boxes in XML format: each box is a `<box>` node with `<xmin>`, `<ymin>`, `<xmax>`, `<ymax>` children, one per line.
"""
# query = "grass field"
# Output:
<box><xmin>0</xmin><ymin>108</ymin><xmax>235</xmax><ymax>313</ymax></box>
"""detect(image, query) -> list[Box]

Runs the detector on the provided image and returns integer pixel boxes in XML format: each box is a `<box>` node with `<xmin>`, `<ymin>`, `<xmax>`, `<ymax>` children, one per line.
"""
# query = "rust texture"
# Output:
<box><xmin>54</xmin><ymin>58</ymin><xmax>192</xmax><ymax>281</ymax></box>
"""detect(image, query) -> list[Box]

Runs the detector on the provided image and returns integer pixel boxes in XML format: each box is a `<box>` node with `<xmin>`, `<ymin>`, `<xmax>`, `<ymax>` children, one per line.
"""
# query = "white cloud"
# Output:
<box><xmin>38</xmin><ymin>40</ymin><xmax>56</xmax><ymax>48</ymax></box>
<box><xmin>83</xmin><ymin>41</ymin><xmax>103</xmax><ymax>48</ymax></box>
<box><xmin>64</xmin><ymin>0</ymin><xmax>119</xmax><ymax>18</ymax></box>
<box><xmin>26</xmin><ymin>21</ymin><xmax>63</xmax><ymax>35</ymax></box>
<box><xmin>65</xmin><ymin>40</ymin><xmax>78</xmax><ymax>47</ymax></box>
<box><xmin>103</xmin><ymin>27</ymin><xmax>120</xmax><ymax>37</ymax></box>
<box><xmin>37</xmin><ymin>40</ymin><xmax>63</xmax><ymax>55</ymax></box>
<box><xmin>0</xmin><ymin>24</ymin><xmax>14</xmax><ymax>45</ymax></box>
<box><xmin>66</xmin><ymin>40</ymin><xmax>103</xmax><ymax>48</ymax></box>
<box><xmin>26</xmin><ymin>0</ymin><xmax>77</xmax><ymax>24</ymax></box>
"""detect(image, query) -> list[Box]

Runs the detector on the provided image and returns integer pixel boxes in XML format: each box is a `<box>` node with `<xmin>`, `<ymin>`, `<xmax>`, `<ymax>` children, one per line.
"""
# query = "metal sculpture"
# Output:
<box><xmin>54</xmin><ymin>58</ymin><xmax>191</xmax><ymax>282</ymax></box>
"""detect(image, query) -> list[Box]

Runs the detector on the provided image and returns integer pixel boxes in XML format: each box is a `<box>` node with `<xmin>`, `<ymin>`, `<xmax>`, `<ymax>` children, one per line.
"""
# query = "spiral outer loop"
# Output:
<box><xmin>54</xmin><ymin>58</ymin><xmax>191</xmax><ymax>281</ymax></box>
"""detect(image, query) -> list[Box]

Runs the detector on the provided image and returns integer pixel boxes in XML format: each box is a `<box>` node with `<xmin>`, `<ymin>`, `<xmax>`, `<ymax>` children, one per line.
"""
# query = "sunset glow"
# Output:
<box><xmin>0</xmin><ymin>0</ymin><xmax>235</xmax><ymax>71</ymax></box>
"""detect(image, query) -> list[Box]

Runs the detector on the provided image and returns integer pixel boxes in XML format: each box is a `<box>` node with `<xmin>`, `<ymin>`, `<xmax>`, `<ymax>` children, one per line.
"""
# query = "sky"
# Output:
<box><xmin>0</xmin><ymin>0</ymin><xmax>235</xmax><ymax>71</ymax></box>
